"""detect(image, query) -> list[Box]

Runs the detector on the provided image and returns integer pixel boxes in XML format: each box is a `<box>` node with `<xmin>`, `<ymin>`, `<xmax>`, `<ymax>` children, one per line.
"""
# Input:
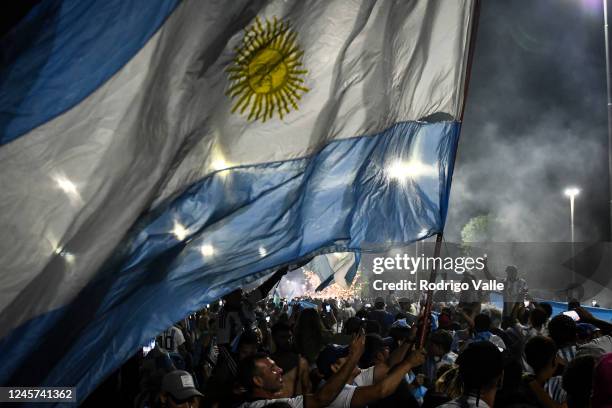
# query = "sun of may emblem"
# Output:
<box><xmin>226</xmin><ymin>17</ymin><xmax>309</xmax><ymax>122</ymax></box>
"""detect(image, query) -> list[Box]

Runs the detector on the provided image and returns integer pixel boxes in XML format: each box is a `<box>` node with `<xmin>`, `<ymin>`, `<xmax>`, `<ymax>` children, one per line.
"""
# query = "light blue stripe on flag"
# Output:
<box><xmin>0</xmin><ymin>120</ymin><xmax>460</xmax><ymax>398</ymax></box>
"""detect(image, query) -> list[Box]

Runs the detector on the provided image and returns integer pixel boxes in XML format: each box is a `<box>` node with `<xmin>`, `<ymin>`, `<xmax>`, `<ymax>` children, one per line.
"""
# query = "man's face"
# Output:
<box><xmin>376</xmin><ymin>346</ymin><xmax>390</xmax><ymax>363</ymax></box>
<box><xmin>254</xmin><ymin>358</ymin><xmax>284</xmax><ymax>392</ymax></box>
<box><xmin>331</xmin><ymin>356</ymin><xmax>360</xmax><ymax>378</ymax></box>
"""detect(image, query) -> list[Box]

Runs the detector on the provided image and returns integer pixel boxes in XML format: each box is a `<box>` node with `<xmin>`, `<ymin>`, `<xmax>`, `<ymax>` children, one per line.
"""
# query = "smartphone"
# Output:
<box><xmin>365</xmin><ymin>303</ymin><xmax>372</xmax><ymax>308</ymax></box>
<box><xmin>265</xmin><ymin>316</ymin><xmax>270</xmax><ymax>322</ymax></box>
<box><xmin>524</xmin><ymin>300</ymin><xmax>530</xmax><ymax>307</ymax></box>
<box><xmin>218</xmin><ymin>299</ymin><xmax>223</xmax><ymax>306</ymax></box>
<box><xmin>563</xmin><ymin>310</ymin><xmax>580</xmax><ymax>321</ymax></box>
<box><xmin>325</xmin><ymin>305</ymin><xmax>331</xmax><ymax>313</ymax></box>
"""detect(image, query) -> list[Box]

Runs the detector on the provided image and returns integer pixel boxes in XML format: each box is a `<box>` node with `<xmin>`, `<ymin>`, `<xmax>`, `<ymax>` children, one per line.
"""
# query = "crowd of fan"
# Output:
<box><xmin>83</xmin><ymin>266</ymin><xmax>612</xmax><ymax>408</ymax></box>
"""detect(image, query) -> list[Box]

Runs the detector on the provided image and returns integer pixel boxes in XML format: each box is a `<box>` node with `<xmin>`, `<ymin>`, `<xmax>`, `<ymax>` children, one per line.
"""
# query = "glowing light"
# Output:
<box><xmin>52</xmin><ymin>174</ymin><xmax>82</xmax><ymax>204</ymax></box>
<box><xmin>172</xmin><ymin>221</ymin><xmax>189</xmax><ymax>241</ymax></box>
<box><xmin>55</xmin><ymin>249</ymin><xmax>75</xmax><ymax>264</ymax></box>
<box><xmin>258</xmin><ymin>246</ymin><xmax>268</xmax><ymax>257</ymax></box>
<box><xmin>211</xmin><ymin>158</ymin><xmax>231</xmax><ymax>171</ymax></box>
<box><xmin>63</xmin><ymin>252</ymin><xmax>76</xmax><ymax>264</ymax></box>
<box><xmin>386</xmin><ymin>160</ymin><xmax>435</xmax><ymax>181</ymax></box>
<box><xmin>564</xmin><ymin>187</ymin><xmax>580</xmax><ymax>198</ymax></box>
<box><xmin>200</xmin><ymin>244</ymin><xmax>215</xmax><ymax>257</ymax></box>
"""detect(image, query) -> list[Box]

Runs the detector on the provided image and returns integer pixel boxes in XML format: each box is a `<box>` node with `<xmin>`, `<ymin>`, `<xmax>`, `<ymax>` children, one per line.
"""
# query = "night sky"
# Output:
<box><xmin>446</xmin><ymin>0</ymin><xmax>611</xmax><ymax>243</ymax></box>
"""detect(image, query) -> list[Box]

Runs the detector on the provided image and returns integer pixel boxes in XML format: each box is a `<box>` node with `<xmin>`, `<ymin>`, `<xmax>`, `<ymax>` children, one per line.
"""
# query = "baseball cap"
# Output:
<box><xmin>361</xmin><ymin>334</ymin><xmax>393</xmax><ymax>366</ymax></box>
<box><xmin>162</xmin><ymin>370</ymin><xmax>203</xmax><ymax>400</ymax></box>
<box><xmin>391</xmin><ymin>319</ymin><xmax>411</xmax><ymax>329</ymax></box>
<box><xmin>317</xmin><ymin>344</ymin><xmax>350</xmax><ymax>378</ymax></box>
<box><xmin>576</xmin><ymin>323</ymin><xmax>600</xmax><ymax>340</ymax></box>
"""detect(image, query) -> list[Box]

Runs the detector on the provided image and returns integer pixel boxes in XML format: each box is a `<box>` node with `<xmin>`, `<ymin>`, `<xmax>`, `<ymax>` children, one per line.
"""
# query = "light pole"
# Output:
<box><xmin>564</xmin><ymin>187</ymin><xmax>580</xmax><ymax>298</ymax></box>
<box><xmin>564</xmin><ymin>187</ymin><xmax>580</xmax><ymax>243</ymax></box>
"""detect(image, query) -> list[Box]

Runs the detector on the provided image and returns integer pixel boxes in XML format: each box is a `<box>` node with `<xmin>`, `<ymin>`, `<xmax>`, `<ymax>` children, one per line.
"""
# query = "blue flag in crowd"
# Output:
<box><xmin>0</xmin><ymin>0</ymin><xmax>477</xmax><ymax>401</ymax></box>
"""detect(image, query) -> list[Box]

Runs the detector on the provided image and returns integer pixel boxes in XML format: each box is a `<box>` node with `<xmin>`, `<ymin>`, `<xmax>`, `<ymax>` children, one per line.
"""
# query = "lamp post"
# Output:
<box><xmin>564</xmin><ymin>187</ymin><xmax>580</xmax><ymax>244</ymax></box>
<box><xmin>564</xmin><ymin>187</ymin><xmax>580</xmax><ymax>297</ymax></box>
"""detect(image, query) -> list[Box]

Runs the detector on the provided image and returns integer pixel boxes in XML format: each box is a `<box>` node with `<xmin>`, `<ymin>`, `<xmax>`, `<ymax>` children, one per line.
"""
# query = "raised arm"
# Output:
<box><xmin>350</xmin><ymin>348</ymin><xmax>426</xmax><ymax>408</ymax></box>
<box><xmin>482</xmin><ymin>256</ymin><xmax>497</xmax><ymax>281</ymax></box>
<box><xmin>575</xmin><ymin>307</ymin><xmax>612</xmax><ymax>335</ymax></box>
<box><xmin>304</xmin><ymin>333</ymin><xmax>366</xmax><ymax>408</ymax></box>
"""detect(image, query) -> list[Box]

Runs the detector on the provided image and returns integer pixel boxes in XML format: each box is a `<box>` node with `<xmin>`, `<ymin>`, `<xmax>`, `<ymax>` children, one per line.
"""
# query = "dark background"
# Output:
<box><xmin>446</xmin><ymin>0</ymin><xmax>611</xmax><ymax>242</ymax></box>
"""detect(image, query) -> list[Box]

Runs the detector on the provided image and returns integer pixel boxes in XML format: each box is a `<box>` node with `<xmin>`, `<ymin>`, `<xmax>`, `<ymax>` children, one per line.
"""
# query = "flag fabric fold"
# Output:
<box><xmin>0</xmin><ymin>0</ymin><xmax>476</xmax><ymax>401</ymax></box>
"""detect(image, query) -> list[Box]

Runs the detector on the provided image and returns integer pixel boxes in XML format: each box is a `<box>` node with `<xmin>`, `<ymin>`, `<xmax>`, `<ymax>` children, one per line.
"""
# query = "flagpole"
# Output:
<box><xmin>418</xmin><ymin>0</ymin><xmax>481</xmax><ymax>348</ymax></box>
<box><xmin>604</xmin><ymin>0</ymin><xmax>612</xmax><ymax>240</ymax></box>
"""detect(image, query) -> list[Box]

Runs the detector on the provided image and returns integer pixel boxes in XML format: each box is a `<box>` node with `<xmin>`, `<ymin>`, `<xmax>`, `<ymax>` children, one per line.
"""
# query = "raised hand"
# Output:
<box><xmin>405</xmin><ymin>348</ymin><xmax>426</xmax><ymax>367</ymax></box>
<box><xmin>348</xmin><ymin>332</ymin><xmax>366</xmax><ymax>362</ymax></box>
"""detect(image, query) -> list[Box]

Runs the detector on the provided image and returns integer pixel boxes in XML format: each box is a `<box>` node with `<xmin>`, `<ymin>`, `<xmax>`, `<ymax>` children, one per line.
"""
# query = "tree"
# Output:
<box><xmin>461</xmin><ymin>214</ymin><xmax>492</xmax><ymax>243</ymax></box>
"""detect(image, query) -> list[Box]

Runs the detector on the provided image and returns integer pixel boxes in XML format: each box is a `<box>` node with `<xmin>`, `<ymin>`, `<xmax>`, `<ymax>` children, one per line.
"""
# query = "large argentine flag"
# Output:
<box><xmin>0</xmin><ymin>0</ymin><xmax>477</xmax><ymax>401</ymax></box>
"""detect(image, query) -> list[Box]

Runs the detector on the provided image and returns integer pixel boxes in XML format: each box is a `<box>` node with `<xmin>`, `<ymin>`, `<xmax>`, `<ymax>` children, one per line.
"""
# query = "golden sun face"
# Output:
<box><xmin>226</xmin><ymin>17</ymin><xmax>309</xmax><ymax>122</ymax></box>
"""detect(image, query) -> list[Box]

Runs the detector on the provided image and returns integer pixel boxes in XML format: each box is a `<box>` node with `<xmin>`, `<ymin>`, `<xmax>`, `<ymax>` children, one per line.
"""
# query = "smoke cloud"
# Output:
<box><xmin>445</xmin><ymin>0</ymin><xmax>610</xmax><ymax>242</ymax></box>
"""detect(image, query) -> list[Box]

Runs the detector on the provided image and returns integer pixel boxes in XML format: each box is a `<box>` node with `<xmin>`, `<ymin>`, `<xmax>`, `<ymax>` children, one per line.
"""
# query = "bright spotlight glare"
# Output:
<box><xmin>386</xmin><ymin>160</ymin><xmax>435</xmax><ymax>181</ymax></box>
<box><xmin>171</xmin><ymin>221</ymin><xmax>189</xmax><ymax>241</ymax></box>
<box><xmin>200</xmin><ymin>244</ymin><xmax>215</xmax><ymax>257</ymax></box>
<box><xmin>211</xmin><ymin>157</ymin><xmax>232</xmax><ymax>171</ymax></box>
<box><xmin>258</xmin><ymin>246</ymin><xmax>267</xmax><ymax>257</ymax></box>
<box><xmin>53</xmin><ymin>174</ymin><xmax>82</xmax><ymax>204</ymax></box>
<box><xmin>564</xmin><ymin>187</ymin><xmax>580</xmax><ymax>198</ymax></box>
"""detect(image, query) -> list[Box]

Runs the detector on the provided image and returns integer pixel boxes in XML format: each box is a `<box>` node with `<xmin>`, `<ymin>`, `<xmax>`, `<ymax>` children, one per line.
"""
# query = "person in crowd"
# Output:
<box><xmin>358</xmin><ymin>333</ymin><xmax>397</xmax><ymax>370</ymax></box>
<box><xmin>520</xmin><ymin>336</ymin><xmax>566</xmax><ymax>408</ymax></box>
<box><xmin>294</xmin><ymin>308</ymin><xmax>334</xmax><ymax>365</ymax></box>
<box><xmin>270</xmin><ymin>322</ymin><xmax>312</xmax><ymax>397</ymax></box>
<box><xmin>591</xmin><ymin>353</ymin><xmax>612</xmax><ymax>408</ymax></box>
<box><xmin>316</xmin><ymin>342</ymin><xmax>426</xmax><ymax>408</ymax></box>
<box><xmin>320</xmin><ymin>302</ymin><xmax>338</xmax><ymax>332</ymax></box>
<box><xmin>367</xmin><ymin>297</ymin><xmax>395</xmax><ymax>335</ymax></box>
<box><xmin>236</xmin><ymin>333</ymin><xmax>367</xmax><ymax>408</ymax></box>
<box><xmin>459</xmin><ymin>270</ymin><xmax>485</xmax><ymax>306</ymax></box>
<box><xmin>159</xmin><ymin>324</ymin><xmax>187</xmax><ymax>356</ymax></box>
<box><xmin>575</xmin><ymin>323</ymin><xmax>601</xmax><ymax>345</ymax></box>
<box><xmin>397</xmin><ymin>297</ymin><xmax>418</xmax><ymax>324</ymax></box>
<box><xmin>206</xmin><ymin>329</ymin><xmax>261</xmax><ymax>407</ymax></box>
<box><xmin>217</xmin><ymin>267</ymin><xmax>290</xmax><ymax>347</ymax></box>
<box><xmin>124</xmin><ymin>285</ymin><xmax>612</xmax><ymax>408</ymax></box>
<box><xmin>455</xmin><ymin>313</ymin><xmax>506</xmax><ymax>353</ymax></box>
<box><xmin>562</xmin><ymin>355</ymin><xmax>597</xmax><ymax>408</ymax></box>
<box><xmin>438</xmin><ymin>341</ymin><xmax>504</xmax><ymax>408</ymax></box>
<box><xmin>548</xmin><ymin>315</ymin><xmax>578</xmax><ymax>365</ymax></box>
<box><xmin>135</xmin><ymin>344</ymin><xmax>177</xmax><ymax>408</ymax></box>
<box><xmin>340</xmin><ymin>301</ymin><xmax>357</xmax><ymax>322</ymax></box>
<box><xmin>483</xmin><ymin>258</ymin><xmax>528</xmax><ymax>318</ymax></box>
<box><xmin>505</xmin><ymin>305</ymin><xmax>548</xmax><ymax>364</ymax></box>
<box><xmin>422</xmin><ymin>330</ymin><xmax>457</xmax><ymax>386</ymax></box>
<box><xmin>159</xmin><ymin>370</ymin><xmax>203</xmax><ymax>408</ymax></box>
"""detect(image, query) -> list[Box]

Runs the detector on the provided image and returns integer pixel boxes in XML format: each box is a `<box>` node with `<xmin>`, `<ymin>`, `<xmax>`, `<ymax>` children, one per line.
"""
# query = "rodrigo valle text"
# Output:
<box><xmin>372</xmin><ymin>279</ymin><xmax>504</xmax><ymax>293</ymax></box>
